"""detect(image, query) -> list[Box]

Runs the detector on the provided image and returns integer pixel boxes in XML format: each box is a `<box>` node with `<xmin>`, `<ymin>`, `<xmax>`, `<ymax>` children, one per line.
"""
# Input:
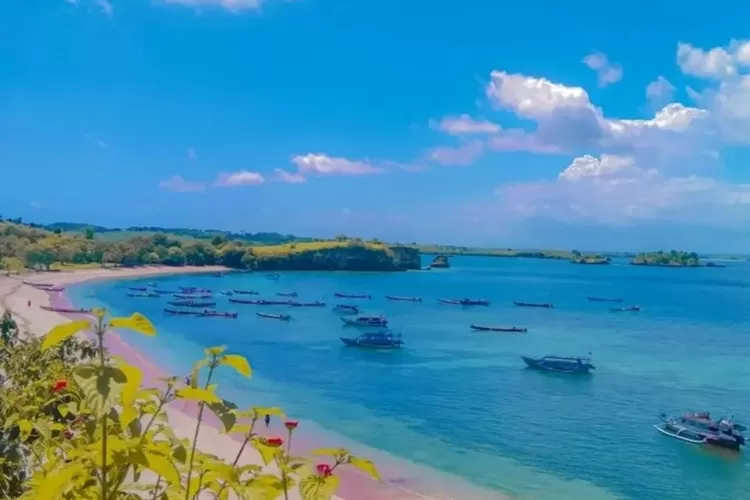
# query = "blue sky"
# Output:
<box><xmin>3</xmin><ymin>0</ymin><xmax>750</xmax><ymax>251</ymax></box>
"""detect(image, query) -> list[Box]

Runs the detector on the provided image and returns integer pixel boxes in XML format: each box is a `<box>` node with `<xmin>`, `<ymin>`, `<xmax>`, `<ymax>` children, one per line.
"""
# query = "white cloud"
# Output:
<box><xmin>215</xmin><ymin>170</ymin><xmax>265</xmax><ymax>186</ymax></box>
<box><xmin>96</xmin><ymin>0</ymin><xmax>113</xmax><ymax>16</ymax></box>
<box><xmin>677</xmin><ymin>42</ymin><xmax>736</xmax><ymax>80</ymax></box>
<box><xmin>433</xmin><ymin>114</ymin><xmax>500</xmax><ymax>135</ymax></box>
<box><xmin>559</xmin><ymin>154</ymin><xmax>634</xmax><ymax>181</ymax></box>
<box><xmin>291</xmin><ymin>153</ymin><xmax>381</xmax><ymax>175</ymax></box>
<box><xmin>162</xmin><ymin>0</ymin><xmax>263</xmax><ymax>11</ymax></box>
<box><xmin>646</xmin><ymin>76</ymin><xmax>676</xmax><ymax>108</ymax></box>
<box><xmin>274</xmin><ymin>168</ymin><xmax>306</xmax><ymax>183</ymax></box>
<box><xmin>582</xmin><ymin>51</ymin><xmax>623</xmax><ymax>88</ymax></box>
<box><xmin>159</xmin><ymin>175</ymin><xmax>205</xmax><ymax>192</ymax></box>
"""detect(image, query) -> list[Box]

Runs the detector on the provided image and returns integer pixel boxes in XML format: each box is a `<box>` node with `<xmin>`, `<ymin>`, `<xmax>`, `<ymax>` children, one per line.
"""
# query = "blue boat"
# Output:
<box><xmin>521</xmin><ymin>355</ymin><xmax>595</xmax><ymax>374</ymax></box>
<box><xmin>655</xmin><ymin>412</ymin><xmax>746</xmax><ymax>451</ymax></box>
<box><xmin>340</xmin><ymin>331</ymin><xmax>404</xmax><ymax>349</ymax></box>
<box><xmin>341</xmin><ymin>315</ymin><xmax>388</xmax><ymax>327</ymax></box>
<box><xmin>333</xmin><ymin>304</ymin><xmax>359</xmax><ymax>314</ymax></box>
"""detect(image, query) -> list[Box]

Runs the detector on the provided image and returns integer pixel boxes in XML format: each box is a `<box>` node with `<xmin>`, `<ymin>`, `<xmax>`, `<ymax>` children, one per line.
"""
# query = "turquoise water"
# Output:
<box><xmin>69</xmin><ymin>257</ymin><xmax>750</xmax><ymax>500</ymax></box>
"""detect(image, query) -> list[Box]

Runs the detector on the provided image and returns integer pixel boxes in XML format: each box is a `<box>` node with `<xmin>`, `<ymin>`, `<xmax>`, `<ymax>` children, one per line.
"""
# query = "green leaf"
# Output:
<box><xmin>109</xmin><ymin>313</ymin><xmax>156</xmax><ymax>336</ymax></box>
<box><xmin>73</xmin><ymin>364</ymin><xmax>127</xmax><ymax>417</ymax></box>
<box><xmin>57</xmin><ymin>405</ymin><xmax>69</xmax><ymax>418</ymax></box>
<box><xmin>176</xmin><ymin>386</ymin><xmax>221</xmax><ymax>405</ymax></box>
<box><xmin>41</xmin><ymin>320</ymin><xmax>90</xmax><ymax>351</ymax></box>
<box><xmin>349</xmin><ymin>456</ymin><xmax>381</xmax><ymax>481</ymax></box>
<box><xmin>126</xmin><ymin>449</ymin><xmax>181</xmax><ymax>486</ymax></box>
<box><xmin>299</xmin><ymin>474</ymin><xmax>340</xmax><ymax>500</ymax></box>
<box><xmin>17</xmin><ymin>419</ymin><xmax>33</xmax><ymax>441</ymax></box>
<box><xmin>205</xmin><ymin>345</ymin><xmax>228</xmax><ymax>357</ymax></box>
<box><xmin>207</xmin><ymin>400</ymin><xmax>237</xmax><ymax>433</ymax></box>
<box><xmin>35</xmin><ymin>462</ymin><xmax>84</xmax><ymax>498</ymax></box>
<box><xmin>220</xmin><ymin>354</ymin><xmax>252</xmax><ymax>378</ymax></box>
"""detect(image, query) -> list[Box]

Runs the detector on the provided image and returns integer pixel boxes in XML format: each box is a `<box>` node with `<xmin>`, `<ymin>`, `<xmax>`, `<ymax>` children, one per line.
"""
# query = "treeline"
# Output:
<box><xmin>0</xmin><ymin>222</ymin><xmax>257</xmax><ymax>271</ymax></box>
<box><xmin>631</xmin><ymin>250</ymin><xmax>701</xmax><ymax>267</ymax></box>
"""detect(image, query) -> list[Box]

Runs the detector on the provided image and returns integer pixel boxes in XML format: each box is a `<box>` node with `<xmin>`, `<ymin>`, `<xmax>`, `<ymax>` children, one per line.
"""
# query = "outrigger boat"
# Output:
<box><xmin>385</xmin><ymin>295</ymin><xmax>423</xmax><ymax>302</ymax></box>
<box><xmin>198</xmin><ymin>310</ymin><xmax>238</xmax><ymax>319</ymax></box>
<box><xmin>153</xmin><ymin>289</ymin><xmax>179</xmax><ymax>294</ymax></box>
<box><xmin>219</xmin><ymin>291</ymin><xmax>234</xmax><ymax>296</ymax></box>
<box><xmin>655</xmin><ymin>412</ymin><xmax>746</xmax><ymax>451</ymax></box>
<box><xmin>611</xmin><ymin>305</ymin><xmax>640</xmax><ymax>312</ymax></box>
<box><xmin>229</xmin><ymin>298</ymin><xmax>262</xmax><ymax>305</ymax></box>
<box><xmin>514</xmin><ymin>301</ymin><xmax>554</xmax><ymax>309</ymax></box>
<box><xmin>40</xmin><ymin>306</ymin><xmax>91</xmax><ymax>314</ymax></box>
<box><xmin>471</xmin><ymin>325</ymin><xmax>527</xmax><ymax>333</ymax></box>
<box><xmin>289</xmin><ymin>301</ymin><xmax>325</xmax><ymax>307</ymax></box>
<box><xmin>257</xmin><ymin>312</ymin><xmax>291</xmax><ymax>321</ymax></box>
<box><xmin>341</xmin><ymin>316</ymin><xmax>388</xmax><ymax>327</ymax></box>
<box><xmin>179</xmin><ymin>287</ymin><xmax>211</xmax><ymax>294</ymax></box>
<box><xmin>167</xmin><ymin>300</ymin><xmax>216</xmax><ymax>308</ymax></box>
<box><xmin>164</xmin><ymin>308</ymin><xmax>201</xmax><ymax>316</ymax></box>
<box><xmin>277</xmin><ymin>292</ymin><xmax>299</xmax><ymax>297</ymax></box>
<box><xmin>521</xmin><ymin>355</ymin><xmax>594</xmax><ymax>374</ymax></box>
<box><xmin>126</xmin><ymin>293</ymin><xmax>159</xmax><ymax>298</ymax></box>
<box><xmin>439</xmin><ymin>298</ymin><xmax>490</xmax><ymax>306</ymax></box>
<box><xmin>340</xmin><ymin>331</ymin><xmax>404</xmax><ymax>349</ymax></box>
<box><xmin>587</xmin><ymin>296</ymin><xmax>623</xmax><ymax>303</ymax></box>
<box><xmin>173</xmin><ymin>293</ymin><xmax>213</xmax><ymax>299</ymax></box>
<box><xmin>333</xmin><ymin>304</ymin><xmax>359</xmax><ymax>314</ymax></box>
<box><xmin>334</xmin><ymin>293</ymin><xmax>371</xmax><ymax>299</ymax></box>
<box><xmin>233</xmin><ymin>289</ymin><xmax>259</xmax><ymax>295</ymax></box>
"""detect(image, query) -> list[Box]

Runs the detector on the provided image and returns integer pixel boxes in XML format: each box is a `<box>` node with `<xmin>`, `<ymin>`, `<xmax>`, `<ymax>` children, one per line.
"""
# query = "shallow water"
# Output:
<box><xmin>69</xmin><ymin>256</ymin><xmax>750</xmax><ymax>500</ymax></box>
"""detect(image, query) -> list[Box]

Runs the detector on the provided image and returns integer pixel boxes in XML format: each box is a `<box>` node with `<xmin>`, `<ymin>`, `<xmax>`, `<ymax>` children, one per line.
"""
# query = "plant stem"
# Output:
<box><xmin>184</xmin><ymin>360</ymin><xmax>216</xmax><ymax>500</ymax></box>
<box><xmin>150</xmin><ymin>476</ymin><xmax>162</xmax><ymax>500</ymax></box>
<box><xmin>215</xmin><ymin>417</ymin><xmax>257</xmax><ymax>498</ymax></box>
<box><xmin>97</xmin><ymin>318</ymin><xmax>108</xmax><ymax>500</ymax></box>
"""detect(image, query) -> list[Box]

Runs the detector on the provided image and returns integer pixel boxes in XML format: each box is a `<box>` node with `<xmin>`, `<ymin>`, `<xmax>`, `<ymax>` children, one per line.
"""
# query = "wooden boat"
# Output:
<box><xmin>289</xmin><ymin>301</ymin><xmax>325</xmax><ymax>307</ymax></box>
<box><xmin>129</xmin><ymin>287</ymin><xmax>148</xmax><ymax>292</ymax></box>
<box><xmin>164</xmin><ymin>308</ymin><xmax>201</xmax><ymax>316</ymax></box>
<box><xmin>386</xmin><ymin>296</ymin><xmax>423</xmax><ymax>302</ymax></box>
<box><xmin>655</xmin><ymin>412</ymin><xmax>746</xmax><ymax>451</ymax></box>
<box><xmin>219</xmin><ymin>291</ymin><xmax>233</xmax><ymax>296</ymax></box>
<box><xmin>522</xmin><ymin>355</ymin><xmax>594</xmax><ymax>374</ymax></box>
<box><xmin>126</xmin><ymin>293</ymin><xmax>159</xmax><ymax>298</ymax></box>
<box><xmin>587</xmin><ymin>296</ymin><xmax>623</xmax><ymax>303</ymax></box>
<box><xmin>334</xmin><ymin>293</ymin><xmax>371</xmax><ymax>299</ymax></box>
<box><xmin>146</xmin><ymin>282</ymin><xmax>157</xmax><ymax>287</ymax></box>
<box><xmin>611</xmin><ymin>305</ymin><xmax>640</xmax><ymax>312</ymax></box>
<box><xmin>229</xmin><ymin>298</ymin><xmax>262</xmax><ymax>305</ymax></box>
<box><xmin>198</xmin><ymin>310</ymin><xmax>238</xmax><ymax>319</ymax></box>
<box><xmin>514</xmin><ymin>301</ymin><xmax>553</xmax><ymax>309</ymax></box>
<box><xmin>333</xmin><ymin>304</ymin><xmax>359</xmax><ymax>314</ymax></box>
<box><xmin>471</xmin><ymin>325</ymin><xmax>527</xmax><ymax>333</ymax></box>
<box><xmin>277</xmin><ymin>292</ymin><xmax>299</xmax><ymax>297</ymax></box>
<box><xmin>40</xmin><ymin>305</ymin><xmax>91</xmax><ymax>314</ymax></box>
<box><xmin>153</xmin><ymin>289</ymin><xmax>179</xmax><ymax>294</ymax></box>
<box><xmin>341</xmin><ymin>316</ymin><xmax>388</xmax><ymax>327</ymax></box>
<box><xmin>173</xmin><ymin>293</ymin><xmax>213</xmax><ymax>299</ymax></box>
<box><xmin>340</xmin><ymin>331</ymin><xmax>403</xmax><ymax>349</ymax></box>
<box><xmin>233</xmin><ymin>289</ymin><xmax>259</xmax><ymax>295</ymax></box>
<box><xmin>46</xmin><ymin>287</ymin><xmax>65</xmax><ymax>292</ymax></box>
<box><xmin>257</xmin><ymin>312</ymin><xmax>291</xmax><ymax>321</ymax></box>
<box><xmin>259</xmin><ymin>300</ymin><xmax>293</xmax><ymax>306</ymax></box>
<box><xmin>179</xmin><ymin>287</ymin><xmax>211</xmax><ymax>293</ymax></box>
<box><xmin>439</xmin><ymin>298</ymin><xmax>490</xmax><ymax>306</ymax></box>
<box><xmin>167</xmin><ymin>300</ymin><xmax>216</xmax><ymax>308</ymax></box>
<box><xmin>24</xmin><ymin>281</ymin><xmax>55</xmax><ymax>287</ymax></box>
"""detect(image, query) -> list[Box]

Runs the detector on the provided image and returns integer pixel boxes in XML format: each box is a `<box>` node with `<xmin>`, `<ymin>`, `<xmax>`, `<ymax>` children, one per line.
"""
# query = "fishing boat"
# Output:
<box><xmin>587</xmin><ymin>296</ymin><xmax>623</xmax><ymax>303</ymax></box>
<box><xmin>289</xmin><ymin>301</ymin><xmax>326</xmax><ymax>307</ymax></box>
<box><xmin>126</xmin><ymin>293</ymin><xmax>159</xmax><ymax>298</ymax></box>
<box><xmin>341</xmin><ymin>316</ymin><xmax>388</xmax><ymax>327</ymax></box>
<box><xmin>438</xmin><ymin>298</ymin><xmax>490</xmax><ymax>306</ymax></box>
<box><xmin>46</xmin><ymin>287</ymin><xmax>65</xmax><ymax>292</ymax></box>
<box><xmin>333</xmin><ymin>304</ymin><xmax>359</xmax><ymax>314</ymax></box>
<box><xmin>146</xmin><ymin>282</ymin><xmax>157</xmax><ymax>287</ymax></box>
<box><xmin>128</xmin><ymin>287</ymin><xmax>148</xmax><ymax>292</ymax></box>
<box><xmin>385</xmin><ymin>295</ymin><xmax>423</xmax><ymax>302</ymax></box>
<box><xmin>655</xmin><ymin>412</ymin><xmax>746</xmax><ymax>451</ymax></box>
<box><xmin>233</xmin><ymin>289</ymin><xmax>260</xmax><ymax>295</ymax></box>
<box><xmin>334</xmin><ymin>293</ymin><xmax>371</xmax><ymax>299</ymax></box>
<box><xmin>24</xmin><ymin>281</ymin><xmax>55</xmax><ymax>288</ymax></box>
<box><xmin>197</xmin><ymin>310</ymin><xmax>238</xmax><ymax>319</ymax></box>
<box><xmin>219</xmin><ymin>291</ymin><xmax>233</xmax><ymax>296</ymax></box>
<box><xmin>257</xmin><ymin>312</ymin><xmax>291</xmax><ymax>321</ymax></box>
<box><xmin>340</xmin><ymin>331</ymin><xmax>404</xmax><ymax>349</ymax></box>
<box><xmin>164</xmin><ymin>308</ymin><xmax>201</xmax><ymax>316</ymax></box>
<box><xmin>173</xmin><ymin>293</ymin><xmax>213</xmax><ymax>299</ymax></box>
<box><xmin>179</xmin><ymin>287</ymin><xmax>211</xmax><ymax>293</ymax></box>
<box><xmin>277</xmin><ymin>292</ymin><xmax>299</xmax><ymax>297</ymax></box>
<box><xmin>521</xmin><ymin>355</ymin><xmax>594</xmax><ymax>374</ymax></box>
<box><xmin>40</xmin><ymin>306</ymin><xmax>91</xmax><ymax>314</ymax></box>
<box><xmin>514</xmin><ymin>301</ymin><xmax>554</xmax><ymax>309</ymax></box>
<box><xmin>229</xmin><ymin>298</ymin><xmax>262</xmax><ymax>305</ymax></box>
<box><xmin>471</xmin><ymin>325</ymin><xmax>527</xmax><ymax>333</ymax></box>
<box><xmin>611</xmin><ymin>305</ymin><xmax>640</xmax><ymax>312</ymax></box>
<box><xmin>167</xmin><ymin>300</ymin><xmax>216</xmax><ymax>308</ymax></box>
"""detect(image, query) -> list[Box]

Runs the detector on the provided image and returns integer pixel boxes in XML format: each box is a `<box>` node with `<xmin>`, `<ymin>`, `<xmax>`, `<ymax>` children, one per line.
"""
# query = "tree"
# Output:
<box><xmin>163</xmin><ymin>246</ymin><xmax>185</xmax><ymax>266</ymax></box>
<box><xmin>84</xmin><ymin>227</ymin><xmax>95</xmax><ymax>240</ymax></box>
<box><xmin>211</xmin><ymin>235</ymin><xmax>228</xmax><ymax>247</ymax></box>
<box><xmin>240</xmin><ymin>250</ymin><xmax>256</xmax><ymax>269</ymax></box>
<box><xmin>25</xmin><ymin>242</ymin><xmax>56</xmax><ymax>270</ymax></box>
<box><xmin>102</xmin><ymin>247</ymin><xmax>123</xmax><ymax>267</ymax></box>
<box><xmin>0</xmin><ymin>257</ymin><xmax>24</xmax><ymax>275</ymax></box>
<box><xmin>143</xmin><ymin>252</ymin><xmax>160</xmax><ymax>265</ymax></box>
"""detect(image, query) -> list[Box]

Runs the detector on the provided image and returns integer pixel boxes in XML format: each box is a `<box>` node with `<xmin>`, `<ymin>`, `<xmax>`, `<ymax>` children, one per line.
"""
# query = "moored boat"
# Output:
<box><xmin>197</xmin><ymin>310</ymin><xmax>238</xmax><ymax>319</ymax></box>
<box><xmin>439</xmin><ymin>298</ymin><xmax>490</xmax><ymax>306</ymax></box>
<box><xmin>146</xmin><ymin>282</ymin><xmax>157</xmax><ymax>287</ymax></box>
<box><xmin>587</xmin><ymin>296</ymin><xmax>623</xmax><ymax>303</ymax></box>
<box><xmin>611</xmin><ymin>305</ymin><xmax>640</xmax><ymax>312</ymax></box>
<box><xmin>334</xmin><ymin>293</ymin><xmax>371</xmax><ymax>299</ymax></box>
<box><xmin>333</xmin><ymin>304</ymin><xmax>359</xmax><ymax>314</ymax></box>
<box><xmin>521</xmin><ymin>355</ymin><xmax>594</xmax><ymax>374</ymax></box>
<box><xmin>179</xmin><ymin>287</ymin><xmax>211</xmax><ymax>293</ymax></box>
<box><xmin>256</xmin><ymin>312</ymin><xmax>291</xmax><ymax>321</ymax></box>
<box><xmin>129</xmin><ymin>287</ymin><xmax>148</xmax><ymax>292</ymax></box>
<box><xmin>277</xmin><ymin>292</ymin><xmax>299</xmax><ymax>297</ymax></box>
<box><xmin>233</xmin><ymin>289</ymin><xmax>259</xmax><ymax>295</ymax></box>
<box><xmin>340</xmin><ymin>331</ymin><xmax>404</xmax><ymax>349</ymax></box>
<box><xmin>514</xmin><ymin>301</ymin><xmax>553</xmax><ymax>309</ymax></box>
<box><xmin>153</xmin><ymin>289</ymin><xmax>179</xmax><ymax>294</ymax></box>
<box><xmin>471</xmin><ymin>325</ymin><xmax>527</xmax><ymax>333</ymax></box>
<box><xmin>126</xmin><ymin>293</ymin><xmax>159</xmax><ymax>298</ymax></box>
<box><xmin>341</xmin><ymin>315</ymin><xmax>388</xmax><ymax>327</ymax></box>
<box><xmin>385</xmin><ymin>295</ymin><xmax>423</xmax><ymax>302</ymax></box>
<box><xmin>289</xmin><ymin>301</ymin><xmax>325</xmax><ymax>307</ymax></box>
<box><xmin>173</xmin><ymin>293</ymin><xmax>213</xmax><ymax>299</ymax></box>
<box><xmin>164</xmin><ymin>308</ymin><xmax>201</xmax><ymax>316</ymax></box>
<box><xmin>167</xmin><ymin>300</ymin><xmax>216</xmax><ymax>308</ymax></box>
<box><xmin>655</xmin><ymin>412</ymin><xmax>746</xmax><ymax>451</ymax></box>
<box><xmin>229</xmin><ymin>298</ymin><xmax>262</xmax><ymax>305</ymax></box>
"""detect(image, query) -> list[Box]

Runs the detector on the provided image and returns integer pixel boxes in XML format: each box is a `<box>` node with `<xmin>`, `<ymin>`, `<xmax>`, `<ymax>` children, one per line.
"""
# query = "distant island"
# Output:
<box><xmin>430</xmin><ymin>255</ymin><xmax>450</xmax><ymax>268</ymax></box>
<box><xmin>630</xmin><ymin>250</ymin><xmax>701</xmax><ymax>267</ymax></box>
<box><xmin>414</xmin><ymin>244</ymin><xmax>574</xmax><ymax>260</ymax></box>
<box><xmin>569</xmin><ymin>250</ymin><xmax>611</xmax><ymax>265</ymax></box>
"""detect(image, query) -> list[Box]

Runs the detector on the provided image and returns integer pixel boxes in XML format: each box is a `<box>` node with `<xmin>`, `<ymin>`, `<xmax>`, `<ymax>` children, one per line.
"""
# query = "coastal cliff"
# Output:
<box><xmin>430</xmin><ymin>255</ymin><xmax>450</xmax><ymax>268</ymax></box>
<box><xmin>252</xmin><ymin>243</ymin><xmax>421</xmax><ymax>271</ymax></box>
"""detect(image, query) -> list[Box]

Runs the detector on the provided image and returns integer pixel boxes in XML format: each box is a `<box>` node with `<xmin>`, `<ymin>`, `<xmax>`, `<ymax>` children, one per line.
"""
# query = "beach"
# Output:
<box><xmin>0</xmin><ymin>266</ymin><xmax>450</xmax><ymax>500</ymax></box>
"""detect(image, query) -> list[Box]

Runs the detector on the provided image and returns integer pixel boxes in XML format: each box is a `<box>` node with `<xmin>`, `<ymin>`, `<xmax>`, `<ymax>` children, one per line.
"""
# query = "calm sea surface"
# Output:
<box><xmin>68</xmin><ymin>256</ymin><xmax>750</xmax><ymax>500</ymax></box>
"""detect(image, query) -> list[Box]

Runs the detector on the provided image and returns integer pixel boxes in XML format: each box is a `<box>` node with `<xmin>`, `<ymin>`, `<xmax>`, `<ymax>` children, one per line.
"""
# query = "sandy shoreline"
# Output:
<box><xmin>0</xmin><ymin>266</ymin><xmax>476</xmax><ymax>500</ymax></box>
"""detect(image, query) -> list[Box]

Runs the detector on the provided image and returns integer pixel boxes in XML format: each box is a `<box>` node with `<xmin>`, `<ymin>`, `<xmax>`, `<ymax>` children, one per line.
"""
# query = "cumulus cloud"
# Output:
<box><xmin>215</xmin><ymin>170</ymin><xmax>265</xmax><ymax>187</ymax></box>
<box><xmin>159</xmin><ymin>175</ymin><xmax>205</xmax><ymax>192</ymax></box>
<box><xmin>291</xmin><ymin>153</ymin><xmax>382</xmax><ymax>175</ymax></box>
<box><xmin>646</xmin><ymin>76</ymin><xmax>676</xmax><ymax>108</ymax></box>
<box><xmin>582</xmin><ymin>51</ymin><xmax>623</xmax><ymax>88</ymax></box>
<box><xmin>433</xmin><ymin>114</ymin><xmax>501</xmax><ymax>135</ymax></box>
<box><xmin>559</xmin><ymin>154</ymin><xmax>634</xmax><ymax>181</ymax></box>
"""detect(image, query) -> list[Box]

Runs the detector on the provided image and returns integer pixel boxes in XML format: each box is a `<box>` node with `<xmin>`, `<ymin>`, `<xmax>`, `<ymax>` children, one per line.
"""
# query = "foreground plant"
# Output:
<box><xmin>0</xmin><ymin>307</ymin><xmax>379</xmax><ymax>499</ymax></box>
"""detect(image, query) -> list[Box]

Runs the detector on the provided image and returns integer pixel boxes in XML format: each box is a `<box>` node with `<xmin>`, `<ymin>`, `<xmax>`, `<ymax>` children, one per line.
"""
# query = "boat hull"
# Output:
<box><xmin>339</xmin><ymin>337</ymin><xmax>403</xmax><ymax>349</ymax></box>
<box><xmin>521</xmin><ymin>356</ymin><xmax>594</xmax><ymax>374</ymax></box>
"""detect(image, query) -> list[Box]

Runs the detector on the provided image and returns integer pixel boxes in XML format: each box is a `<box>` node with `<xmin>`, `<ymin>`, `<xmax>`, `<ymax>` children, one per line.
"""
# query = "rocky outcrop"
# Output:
<box><xmin>253</xmin><ymin>245</ymin><xmax>421</xmax><ymax>272</ymax></box>
<box><xmin>430</xmin><ymin>255</ymin><xmax>450</xmax><ymax>268</ymax></box>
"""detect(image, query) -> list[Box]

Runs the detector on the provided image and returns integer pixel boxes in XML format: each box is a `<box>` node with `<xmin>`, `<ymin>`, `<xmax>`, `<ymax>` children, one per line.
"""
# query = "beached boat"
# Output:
<box><xmin>46</xmin><ymin>287</ymin><xmax>65</xmax><ymax>292</ymax></box>
<box><xmin>198</xmin><ymin>310</ymin><xmax>238</xmax><ymax>319</ymax></box>
<box><xmin>40</xmin><ymin>305</ymin><xmax>91</xmax><ymax>314</ymax></box>
<box><xmin>340</xmin><ymin>331</ymin><xmax>404</xmax><ymax>349</ymax></box>
<box><xmin>587</xmin><ymin>296</ymin><xmax>623</xmax><ymax>303</ymax></box>
<box><xmin>385</xmin><ymin>295</ymin><xmax>423</xmax><ymax>302</ymax></box>
<box><xmin>257</xmin><ymin>312</ymin><xmax>291</xmax><ymax>321</ymax></box>
<box><xmin>167</xmin><ymin>300</ymin><xmax>216</xmax><ymax>308</ymax></box>
<box><xmin>611</xmin><ymin>306</ymin><xmax>640</xmax><ymax>312</ymax></box>
<box><xmin>126</xmin><ymin>293</ymin><xmax>159</xmax><ymax>298</ymax></box>
<box><xmin>522</xmin><ymin>355</ymin><xmax>594</xmax><ymax>374</ymax></box>
<box><xmin>164</xmin><ymin>308</ymin><xmax>201</xmax><ymax>316</ymax></box>
<box><xmin>289</xmin><ymin>301</ymin><xmax>326</xmax><ymax>307</ymax></box>
<box><xmin>277</xmin><ymin>292</ymin><xmax>299</xmax><ymax>297</ymax></box>
<box><xmin>471</xmin><ymin>325</ymin><xmax>527</xmax><ymax>333</ymax></box>
<box><xmin>438</xmin><ymin>298</ymin><xmax>490</xmax><ymax>306</ymax></box>
<box><xmin>24</xmin><ymin>281</ymin><xmax>55</xmax><ymax>288</ymax></box>
<box><xmin>655</xmin><ymin>412</ymin><xmax>746</xmax><ymax>451</ymax></box>
<box><xmin>334</xmin><ymin>293</ymin><xmax>371</xmax><ymax>299</ymax></box>
<box><xmin>341</xmin><ymin>316</ymin><xmax>388</xmax><ymax>327</ymax></box>
<box><xmin>173</xmin><ymin>293</ymin><xmax>213</xmax><ymax>299</ymax></box>
<box><xmin>333</xmin><ymin>304</ymin><xmax>359</xmax><ymax>314</ymax></box>
<box><xmin>233</xmin><ymin>289</ymin><xmax>259</xmax><ymax>295</ymax></box>
<box><xmin>129</xmin><ymin>287</ymin><xmax>148</xmax><ymax>292</ymax></box>
<box><xmin>514</xmin><ymin>301</ymin><xmax>554</xmax><ymax>309</ymax></box>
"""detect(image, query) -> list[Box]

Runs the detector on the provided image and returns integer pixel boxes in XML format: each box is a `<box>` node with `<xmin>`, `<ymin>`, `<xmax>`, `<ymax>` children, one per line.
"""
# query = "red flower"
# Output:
<box><xmin>63</xmin><ymin>429</ymin><xmax>75</xmax><ymax>440</ymax></box>
<box><xmin>52</xmin><ymin>379</ymin><xmax>68</xmax><ymax>393</ymax></box>
<box><xmin>316</xmin><ymin>463</ymin><xmax>333</xmax><ymax>477</ymax></box>
<box><xmin>284</xmin><ymin>420</ymin><xmax>299</xmax><ymax>431</ymax></box>
<box><xmin>264</xmin><ymin>436</ymin><xmax>284</xmax><ymax>448</ymax></box>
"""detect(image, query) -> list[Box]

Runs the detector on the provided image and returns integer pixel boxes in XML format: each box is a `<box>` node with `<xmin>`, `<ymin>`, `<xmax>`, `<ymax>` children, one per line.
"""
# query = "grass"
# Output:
<box><xmin>251</xmin><ymin>240</ymin><xmax>388</xmax><ymax>257</ymax></box>
<box><xmin>49</xmin><ymin>262</ymin><xmax>104</xmax><ymax>270</ymax></box>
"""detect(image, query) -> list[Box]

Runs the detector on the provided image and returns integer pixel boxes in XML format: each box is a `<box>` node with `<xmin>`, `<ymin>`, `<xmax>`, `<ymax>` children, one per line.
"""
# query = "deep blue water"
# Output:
<box><xmin>69</xmin><ymin>257</ymin><xmax>750</xmax><ymax>500</ymax></box>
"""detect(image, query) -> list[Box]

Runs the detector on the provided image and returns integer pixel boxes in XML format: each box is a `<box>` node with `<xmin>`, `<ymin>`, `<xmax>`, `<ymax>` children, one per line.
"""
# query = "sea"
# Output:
<box><xmin>67</xmin><ymin>256</ymin><xmax>750</xmax><ymax>500</ymax></box>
